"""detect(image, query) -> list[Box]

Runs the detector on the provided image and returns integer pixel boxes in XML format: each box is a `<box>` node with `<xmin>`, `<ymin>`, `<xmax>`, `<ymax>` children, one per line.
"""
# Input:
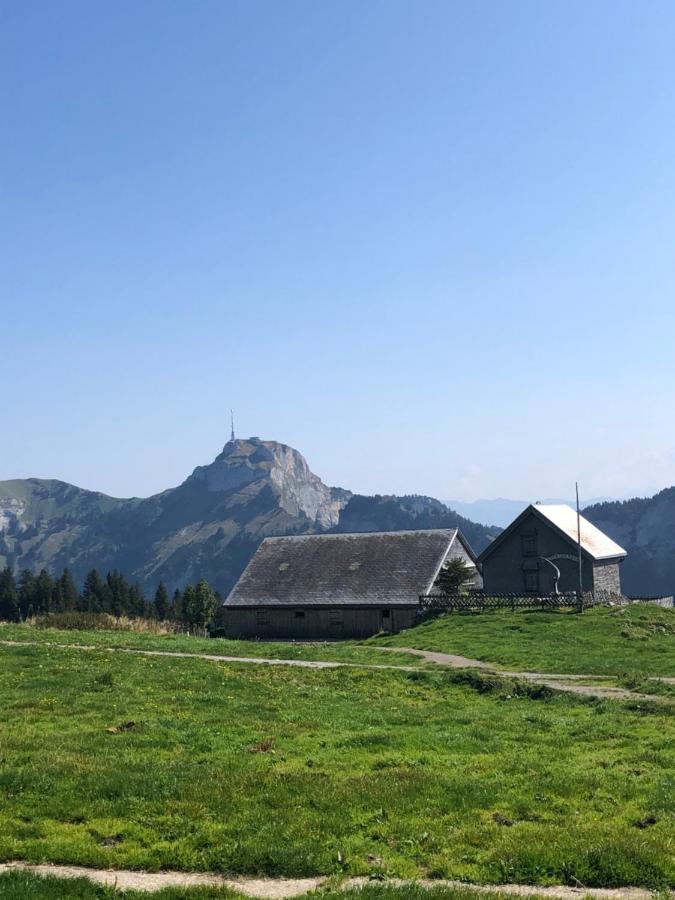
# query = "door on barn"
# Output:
<box><xmin>380</xmin><ymin>609</ymin><xmax>393</xmax><ymax>632</ymax></box>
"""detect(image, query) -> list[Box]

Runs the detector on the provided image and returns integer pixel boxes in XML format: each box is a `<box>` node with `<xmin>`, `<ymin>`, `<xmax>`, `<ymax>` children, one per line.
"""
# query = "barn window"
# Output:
<box><xmin>255</xmin><ymin>609</ymin><xmax>269</xmax><ymax>626</ymax></box>
<box><xmin>381</xmin><ymin>609</ymin><xmax>391</xmax><ymax>619</ymax></box>
<box><xmin>521</xmin><ymin>532</ymin><xmax>538</xmax><ymax>557</ymax></box>
<box><xmin>294</xmin><ymin>610</ymin><xmax>305</xmax><ymax>619</ymax></box>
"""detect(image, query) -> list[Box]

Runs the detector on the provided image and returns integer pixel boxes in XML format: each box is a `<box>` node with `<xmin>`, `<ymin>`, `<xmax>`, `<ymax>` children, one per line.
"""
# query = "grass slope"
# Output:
<box><xmin>371</xmin><ymin>605</ymin><xmax>675</xmax><ymax>677</ymax></box>
<box><xmin>0</xmin><ymin>623</ymin><xmax>418</xmax><ymax>667</ymax></box>
<box><xmin>0</xmin><ymin>640</ymin><xmax>673</xmax><ymax>888</ymax></box>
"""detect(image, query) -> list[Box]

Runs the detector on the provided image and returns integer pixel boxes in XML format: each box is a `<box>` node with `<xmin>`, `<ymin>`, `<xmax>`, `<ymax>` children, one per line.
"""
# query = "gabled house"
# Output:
<box><xmin>221</xmin><ymin>528</ymin><xmax>480</xmax><ymax>639</ymax></box>
<box><xmin>478</xmin><ymin>503</ymin><xmax>627</xmax><ymax>596</ymax></box>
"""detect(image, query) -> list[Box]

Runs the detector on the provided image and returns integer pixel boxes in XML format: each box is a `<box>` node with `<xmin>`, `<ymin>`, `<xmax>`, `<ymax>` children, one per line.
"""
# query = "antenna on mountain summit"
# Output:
<box><xmin>230</xmin><ymin>410</ymin><xmax>235</xmax><ymax>443</ymax></box>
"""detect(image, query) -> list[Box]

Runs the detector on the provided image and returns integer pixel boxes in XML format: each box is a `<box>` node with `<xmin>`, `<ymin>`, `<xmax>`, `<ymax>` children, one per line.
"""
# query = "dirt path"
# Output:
<box><xmin>0</xmin><ymin>639</ymin><xmax>415</xmax><ymax>671</ymax></box>
<box><xmin>0</xmin><ymin>639</ymin><xmax>669</xmax><ymax>702</ymax></box>
<box><xmin>378</xmin><ymin>647</ymin><xmax>671</xmax><ymax>701</ymax></box>
<box><xmin>1</xmin><ymin>862</ymin><xmax>669</xmax><ymax>899</ymax></box>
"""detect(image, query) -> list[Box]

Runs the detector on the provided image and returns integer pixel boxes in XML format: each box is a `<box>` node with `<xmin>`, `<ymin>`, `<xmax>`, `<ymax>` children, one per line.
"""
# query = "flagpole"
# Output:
<box><xmin>576</xmin><ymin>482</ymin><xmax>583</xmax><ymax>613</ymax></box>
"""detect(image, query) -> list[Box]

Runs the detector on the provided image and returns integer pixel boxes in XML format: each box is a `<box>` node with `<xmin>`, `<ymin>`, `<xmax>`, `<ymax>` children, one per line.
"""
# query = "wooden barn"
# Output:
<box><xmin>478</xmin><ymin>503</ymin><xmax>627</xmax><ymax>596</ymax></box>
<box><xmin>221</xmin><ymin>528</ymin><xmax>480</xmax><ymax>639</ymax></box>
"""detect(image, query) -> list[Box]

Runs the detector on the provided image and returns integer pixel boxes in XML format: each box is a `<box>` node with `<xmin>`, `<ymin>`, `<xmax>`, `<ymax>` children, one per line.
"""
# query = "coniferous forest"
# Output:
<box><xmin>0</xmin><ymin>566</ymin><xmax>220</xmax><ymax>630</ymax></box>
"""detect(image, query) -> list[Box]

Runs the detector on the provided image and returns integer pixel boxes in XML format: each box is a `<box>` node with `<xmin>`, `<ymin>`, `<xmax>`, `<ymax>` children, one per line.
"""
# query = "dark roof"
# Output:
<box><xmin>478</xmin><ymin>503</ymin><xmax>627</xmax><ymax>563</ymax></box>
<box><xmin>226</xmin><ymin>529</ymin><xmax>472</xmax><ymax>607</ymax></box>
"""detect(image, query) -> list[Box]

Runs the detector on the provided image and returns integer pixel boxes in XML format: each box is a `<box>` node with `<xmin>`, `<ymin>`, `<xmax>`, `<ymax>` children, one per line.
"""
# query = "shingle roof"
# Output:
<box><xmin>478</xmin><ymin>503</ymin><xmax>627</xmax><ymax>562</ymax></box>
<box><xmin>225</xmin><ymin>529</ymin><xmax>466</xmax><ymax>607</ymax></box>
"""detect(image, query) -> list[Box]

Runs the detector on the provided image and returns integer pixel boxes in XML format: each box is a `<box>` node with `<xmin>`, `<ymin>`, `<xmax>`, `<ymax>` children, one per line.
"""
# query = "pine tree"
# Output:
<box><xmin>80</xmin><ymin>569</ymin><xmax>104</xmax><ymax>612</ymax></box>
<box><xmin>105</xmin><ymin>570</ymin><xmax>129</xmax><ymax>616</ymax></box>
<box><xmin>434</xmin><ymin>557</ymin><xmax>476</xmax><ymax>595</ymax></box>
<box><xmin>60</xmin><ymin>569</ymin><xmax>79</xmax><ymax>611</ymax></box>
<box><xmin>171</xmin><ymin>588</ymin><xmax>183</xmax><ymax>624</ymax></box>
<box><xmin>50</xmin><ymin>580</ymin><xmax>65</xmax><ymax>613</ymax></box>
<box><xmin>0</xmin><ymin>567</ymin><xmax>19</xmax><ymax>621</ymax></box>
<box><xmin>194</xmin><ymin>578</ymin><xmax>218</xmax><ymax>629</ymax></box>
<box><xmin>34</xmin><ymin>569</ymin><xmax>54</xmax><ymax>615</ymax></box>
<box><xmin>182</xmin><ymin>585</ymin><xmax>198</xmax><ymax>629</ymax></box>
<box><xmin>128</xmin><ymin>584</ymin><xmax>146</xmax><ymax>618</ymax></box>
<box><xmin>153</xmin><ymin>582</ymin><xmax>169</xmax><ymax>620</ymax></box>
<box><xmin>183</xmin><ymin>579</ymin><xmax>218</xmax><ymax>632</ymax></box>
<box><xmin>18</xmin><ymin>570</ymin><xmax>37</xmax><ymax>619</ymax></box>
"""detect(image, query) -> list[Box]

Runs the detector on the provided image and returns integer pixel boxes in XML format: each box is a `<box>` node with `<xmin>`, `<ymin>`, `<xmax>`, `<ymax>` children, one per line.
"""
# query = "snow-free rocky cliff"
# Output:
<box><xmin>0</xmin><ymin>437</ymin><xmax>498</xmax><ymax>595</ymax></box>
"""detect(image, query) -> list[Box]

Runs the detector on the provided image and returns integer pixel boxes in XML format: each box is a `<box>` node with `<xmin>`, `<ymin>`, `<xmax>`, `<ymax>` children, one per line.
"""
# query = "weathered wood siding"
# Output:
<box><xmin>220</xmin><ymin>605</ymin><xmax>419</xmax><ymax>640</ymax></box>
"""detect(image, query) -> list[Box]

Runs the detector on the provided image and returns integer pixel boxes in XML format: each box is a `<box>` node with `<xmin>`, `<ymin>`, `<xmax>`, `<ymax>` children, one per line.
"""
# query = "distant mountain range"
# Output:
<box><xmin>2</xmin><ymin>438</ymin><xmax>672</xmax><ymax>598</ymax></box>
<box><xmin>445</xmin><ymin>497</ymin><xmax>616</xmax><ymax>528</ymax></box>
<box><xmin>583</xmin><ymin>490</ymin><xmax>675</xmax><ymax>598</ymax></box>
<box><xmin>0</xmin><ymin>438</ymin><xmax>500</xmax><ymax>596</ymax></box>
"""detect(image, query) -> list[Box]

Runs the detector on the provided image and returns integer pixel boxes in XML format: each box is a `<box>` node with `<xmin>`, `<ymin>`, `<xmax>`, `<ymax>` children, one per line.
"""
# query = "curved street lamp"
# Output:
<box><xmin>538</xmin><ymin>556</ymin><xmax>561</xmax><ymax>595</ymax></box>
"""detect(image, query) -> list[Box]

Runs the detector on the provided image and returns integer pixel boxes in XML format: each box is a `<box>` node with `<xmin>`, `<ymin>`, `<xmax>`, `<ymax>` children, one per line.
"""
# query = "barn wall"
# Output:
<box><xmin>220</xmin><ymin>606</ymin><xmax>419</xmax><ymax>640</ymax></box>
<box><xmin>481</xmin><ymin>511</ymin><xmax>595</xmax><ymax>594</ymax></box>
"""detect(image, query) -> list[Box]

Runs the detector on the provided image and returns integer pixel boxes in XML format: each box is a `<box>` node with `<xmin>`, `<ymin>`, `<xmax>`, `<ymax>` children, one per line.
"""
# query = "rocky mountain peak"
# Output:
<box><xmin>188</xmin><ymin>437</ymin><xmax>351</xmax><ymax>528</ymax></box>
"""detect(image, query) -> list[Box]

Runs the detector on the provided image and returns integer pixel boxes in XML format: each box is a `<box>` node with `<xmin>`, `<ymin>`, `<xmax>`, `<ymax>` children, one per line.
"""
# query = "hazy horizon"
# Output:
<box><xmin>4</xmin><ymin>2</ymin><xmax>675</xmax><ymax>502</ymax></box>
<box><xmin>1</xmin><ymin>432</ymin><xmax>667</xmax><ymax>508</ymax></box>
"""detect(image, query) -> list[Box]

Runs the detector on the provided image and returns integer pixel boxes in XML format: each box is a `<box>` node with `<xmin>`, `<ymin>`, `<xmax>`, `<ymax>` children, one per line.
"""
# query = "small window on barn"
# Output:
<box><xmin>524</xmin><ymin>571</ymin><xmax>539</xmax><ymax>593</ymax></box>
<box><xmin>294</xmin><ymin>610</ymin><xmax>305</xmax><ymax>619</ymax></box>
<box><xmin>521</xmin><ymin>532</ymin><xmax>538</xmax><ymax>557</ymax></box>
<box><xmin>255</xmin><ymin>609</ymin><xmax>270</xmax><ymax>626</ymax></box>
<box><xmin>381</xmin><ymin>609</ymin><xmax>391</xmax><ymax>619</ymax></box>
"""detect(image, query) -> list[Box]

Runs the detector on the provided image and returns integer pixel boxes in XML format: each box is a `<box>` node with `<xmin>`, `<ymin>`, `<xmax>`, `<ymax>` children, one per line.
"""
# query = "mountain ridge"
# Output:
<box><xmin>583</xmin><ymin>488</ymin><xmax>675</xmax><ymax>597</ymax></box>
<box><xmin>0</xmin><ymin>438</ymin><xmax>499</xmax><ymax>596</ymax></box>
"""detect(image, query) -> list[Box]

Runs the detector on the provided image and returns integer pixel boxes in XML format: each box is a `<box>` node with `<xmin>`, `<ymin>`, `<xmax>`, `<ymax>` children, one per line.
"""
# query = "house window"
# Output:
<box><xmin>524</xmin><ymin>571</ymin><xmax>539</xmax><ymax>593</ymax></box>
<box><xmin>521</xmin><ymin>532</ymin><xmax>538</xmax><ymax>557</ymax></box>
<box><xmin>294</xmin><ymin>610</ymin><xmax>305</xmax><ymax>619</ymax></box>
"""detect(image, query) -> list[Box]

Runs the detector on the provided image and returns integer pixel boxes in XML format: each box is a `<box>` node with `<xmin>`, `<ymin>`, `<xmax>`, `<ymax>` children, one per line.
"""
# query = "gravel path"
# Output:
<box><xmin>1</xmin><ymin>862</ymin><xmax>669</xmax><ymax>899</ymax></box>
<box><xmin>376</xmin><ymin>647</ymin><xmax>671</xmax><ymax>701</ymax></box>
<box><xmin>0</xmin><ymin>639</ymin><xmax>670</xmax><ymax>702</ymax></box>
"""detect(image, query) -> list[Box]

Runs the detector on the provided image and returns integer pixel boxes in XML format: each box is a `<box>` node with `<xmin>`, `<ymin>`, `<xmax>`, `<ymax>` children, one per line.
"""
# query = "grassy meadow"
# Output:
<box><xmin>370</xmin><ymin>604</ymin><xmax>675</xmax><ymax>677</ymax></box>
<box><xmin>0</xmin><ymin>621</ymin><xmax>418</xmax><ymax>668</ymax></box>
<box><xmin>0</xmin><ymin>638</ymin><xmax>673</xmax><ymax>889</ymax></box>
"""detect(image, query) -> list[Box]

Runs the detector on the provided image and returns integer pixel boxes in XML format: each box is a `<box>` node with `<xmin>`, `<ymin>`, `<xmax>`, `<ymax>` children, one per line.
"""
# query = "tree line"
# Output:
<box><xmin>0</xmin><ymin>567</ymin><xmax>219</xmax><ymax>630</ymax></box>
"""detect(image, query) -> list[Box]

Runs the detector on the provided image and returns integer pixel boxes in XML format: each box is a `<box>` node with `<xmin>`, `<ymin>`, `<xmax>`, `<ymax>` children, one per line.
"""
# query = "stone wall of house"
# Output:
<box><xmin>592</xmin><ymin>560</ymin><xmax>622</xmax><ymax>594</ymax></box>
<box><xmin>220</xmin><ymin>605</ymin><xmax>419</xmax><ymax>640</ymax></box>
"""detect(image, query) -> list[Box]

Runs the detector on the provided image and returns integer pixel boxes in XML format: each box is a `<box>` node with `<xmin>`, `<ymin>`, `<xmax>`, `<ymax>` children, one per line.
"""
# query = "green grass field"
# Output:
<box><xmin>0</xmin><ymin>622</ymin><xmax>418</xmax><ymax>667</ymax></box>
<box><xmin>0</xmin><ymin>638</ymin><xmax>673</xmax><ymax>889</ymax></box>
<box><xmin>370</xmin><ymin>605</ymin><xmax>675</xmax><ymax>677</ymax></box>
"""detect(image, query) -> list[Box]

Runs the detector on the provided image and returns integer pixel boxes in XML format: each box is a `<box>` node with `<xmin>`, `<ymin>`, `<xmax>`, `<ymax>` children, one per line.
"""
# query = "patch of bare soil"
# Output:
<box><xmin>0</xmin><ymin>863</ymin><xmax>669</xmax><ymax>899</ymax></box>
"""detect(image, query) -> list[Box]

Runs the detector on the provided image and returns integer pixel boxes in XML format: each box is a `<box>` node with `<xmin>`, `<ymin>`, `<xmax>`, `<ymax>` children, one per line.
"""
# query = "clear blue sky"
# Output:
<box><xmin>3</xmin><ymin>1</ymin><xmax>675</xmax><ymax>503</ymax></box>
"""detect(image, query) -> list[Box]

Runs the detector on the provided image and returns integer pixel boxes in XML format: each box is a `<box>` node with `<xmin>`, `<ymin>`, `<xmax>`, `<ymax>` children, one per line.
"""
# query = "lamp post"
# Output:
<box><xmin>537</xmin><ymin>556</ymin><xmax>561</xmax><ymax>596</ymax></box>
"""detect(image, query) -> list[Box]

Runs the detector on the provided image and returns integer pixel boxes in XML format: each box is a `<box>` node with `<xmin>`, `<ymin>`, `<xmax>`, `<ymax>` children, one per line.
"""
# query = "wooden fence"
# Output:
<box><xmin>418</xmin><ymin>592</ymin><xmax>673</xmax><ymax>614</ymax></box>
<box><xmin>418</xmin><ymin>592</ymin><xmax>582</xmax><ymax>613</ymax></box>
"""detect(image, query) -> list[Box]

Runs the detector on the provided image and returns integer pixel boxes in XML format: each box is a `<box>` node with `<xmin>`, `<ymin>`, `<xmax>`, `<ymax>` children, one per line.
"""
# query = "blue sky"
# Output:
<box><xmin>2</xmin><ymin>1</ymin><xmax>675</xmax><ymax>503</ymax></box>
